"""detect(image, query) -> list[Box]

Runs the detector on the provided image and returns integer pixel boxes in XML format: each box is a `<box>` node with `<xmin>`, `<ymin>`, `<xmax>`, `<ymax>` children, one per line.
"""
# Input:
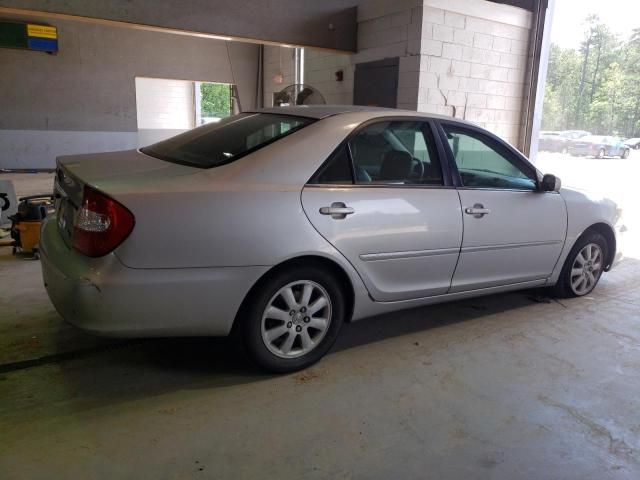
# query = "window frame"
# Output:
<box><xmin>307</xmin><ymin>117</ymin><xmax>453</xmax><ymax>189</ymax></box>
<box><xmin>435</xmin><ymin>120</ymin><xmax>546</xmax><ymax>193</ymax></box>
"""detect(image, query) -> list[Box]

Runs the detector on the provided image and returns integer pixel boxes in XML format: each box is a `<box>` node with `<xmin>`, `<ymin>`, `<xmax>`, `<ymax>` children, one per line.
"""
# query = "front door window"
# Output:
<box><xmin>443</xmin><ymin>126</ymin><xmax>537</xmax><ymax>190</ymax></box>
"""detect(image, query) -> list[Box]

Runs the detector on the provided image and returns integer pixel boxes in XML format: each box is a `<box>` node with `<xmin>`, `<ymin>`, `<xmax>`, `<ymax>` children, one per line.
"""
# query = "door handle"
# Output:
<box><xmin>465</xmin><ymin>203</ymin><xmax>491</xmax><ymax>218</ymax></box>
<box><xmin>319</xmin><ymin>202</ymin><xmax>354</xmax><ymax>219</ymax></box>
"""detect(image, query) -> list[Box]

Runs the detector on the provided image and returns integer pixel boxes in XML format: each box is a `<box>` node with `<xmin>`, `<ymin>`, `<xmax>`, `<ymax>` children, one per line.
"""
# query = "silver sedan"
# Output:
<box><xmin>41</xmin><ymin>106</ymin><xmax>626</xmax><ymax>372</ymax></box>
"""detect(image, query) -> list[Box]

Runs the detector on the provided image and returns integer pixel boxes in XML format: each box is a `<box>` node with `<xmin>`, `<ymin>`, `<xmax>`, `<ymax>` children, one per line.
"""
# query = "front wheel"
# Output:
<box><xmin>622</xmin><ymin>149</ymin><xmax>630</xmax><ymax>159</ymax></box>
<box><xmin>552</xmin><ymin>232</ymin><xmax>607</xmax><ymax>298</ymax></box>
<box><xmin>240</xmin><ymin>265</ymin><xmax>345</xmax><ymax>373</ymax></box>
<box><xmin>596</xmin><ymin>148</ymin><xmax>605</xmax><ymax>159</ymax></box>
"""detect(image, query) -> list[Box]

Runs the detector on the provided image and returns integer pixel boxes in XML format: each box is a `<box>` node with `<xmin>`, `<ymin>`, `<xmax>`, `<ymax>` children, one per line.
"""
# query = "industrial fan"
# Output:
<box><xmin>273</xmin><ymin>84</ymin><xmax>326</xmax><ymax>107</ymax></box>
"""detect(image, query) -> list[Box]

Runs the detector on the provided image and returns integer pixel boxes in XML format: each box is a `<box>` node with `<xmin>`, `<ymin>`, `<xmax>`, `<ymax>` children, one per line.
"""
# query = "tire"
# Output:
<box><xmin>596</xmin><ymin>148</ymin><xmax>605</xmax><ymax>159</ymax></box>
<box><xmin>622</xmin><ymin>149</ymin><xmax>630</xmax><ymax>159</ymax></box>
<box><xmin>552</xmin><ymin>231</ymin><xmax>608</xmax><ymax>298</ymax></box>
<box><xmin>239</xmin><ymin>264</ymin><xmax>345</xmax><ymax>373</ymax></box>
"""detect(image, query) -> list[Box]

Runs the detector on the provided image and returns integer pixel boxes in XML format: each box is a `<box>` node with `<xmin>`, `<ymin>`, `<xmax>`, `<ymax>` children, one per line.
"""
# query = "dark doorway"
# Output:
<box><xmin>354</xmin><ymin>58</ymin><xmax>399</xmax><ymax>108</ymax></box>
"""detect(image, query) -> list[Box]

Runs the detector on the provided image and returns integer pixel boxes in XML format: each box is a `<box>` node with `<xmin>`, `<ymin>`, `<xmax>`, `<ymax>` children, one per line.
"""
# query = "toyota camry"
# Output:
<box><xmin>41</xmin><ymin>106</ymin><xmax>626</xmax><ymax>372</ymax></box>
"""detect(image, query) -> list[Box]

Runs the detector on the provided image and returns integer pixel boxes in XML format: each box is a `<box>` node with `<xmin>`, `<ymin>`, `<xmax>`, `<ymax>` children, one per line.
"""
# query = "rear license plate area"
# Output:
<box><xmin>56</xmin><ymin>198</ymin><xmax>76</xmax><ymax>243</ymax></box>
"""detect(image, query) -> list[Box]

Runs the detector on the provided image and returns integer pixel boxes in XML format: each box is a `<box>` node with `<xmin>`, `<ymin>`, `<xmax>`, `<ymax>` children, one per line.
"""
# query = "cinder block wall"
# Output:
<box><xmin>281</xmin><ymin>0</ymin><xmax>531</xmax><ymax>150</ymax></box>
<box><xmin>356</xmin><ymin>0</ymin><xmax>532</xmax><ymax>148</ymax></box>
<box><xmin>304</xmin><ymin>49</ymin><xmax>354</xmax><ymax>105</ymax></box>
<box><xmin>135</xmin><ymin>78</ymin><xmax>197</xmax><ymax>147</ymax></box>
<box><xmin>355</xmin><ymin>0</ymin><xmax>425</xmax><ymax>111</ymax></box>
<box><xmin>416</xmin><ymin>1</ymin><xmax>531</xmax><ymax>146</ymax></box>
<box><xmin>263</xmin><ymin>46</ymin><xmax>353</xmax><ymax>106</ymax></box>
<box><xmin>0</xmin><ymin>13</ymin><xmax>259</xmax><ymax>169</ymax></box>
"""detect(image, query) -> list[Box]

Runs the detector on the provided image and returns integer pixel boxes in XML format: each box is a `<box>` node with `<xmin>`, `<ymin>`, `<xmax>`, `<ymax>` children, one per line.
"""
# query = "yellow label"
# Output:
<box><xmin>27</xmin><ymin>24</ymin><xmax>57</xmax><ymax>39</ymax></box>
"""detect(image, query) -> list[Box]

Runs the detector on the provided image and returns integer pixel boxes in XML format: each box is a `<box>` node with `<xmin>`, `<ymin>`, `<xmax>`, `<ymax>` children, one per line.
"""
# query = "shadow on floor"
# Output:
<box><xmin>16</xmin><ymin>291</ymin><xmax>547</xmax><ymax>411</ymax></box>
<box><xmin>4</xmin><ymin>258</ymin><xmax>638</xmax><ymax>417</ymax></box>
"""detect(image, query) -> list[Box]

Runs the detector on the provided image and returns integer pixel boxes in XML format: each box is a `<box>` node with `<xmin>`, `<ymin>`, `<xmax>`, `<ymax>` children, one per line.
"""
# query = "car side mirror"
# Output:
<box><xmin>541</xmin><ymin>174</ymin><xmax>561</xmax><ymax>192</ymax></box>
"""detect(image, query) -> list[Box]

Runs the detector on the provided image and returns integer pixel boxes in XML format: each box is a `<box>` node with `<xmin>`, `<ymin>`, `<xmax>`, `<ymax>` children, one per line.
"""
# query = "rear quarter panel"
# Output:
<box><xmin>110</xmin><ymin>111</ymin><xmax>416</xmax><ymax>270</ymax></box>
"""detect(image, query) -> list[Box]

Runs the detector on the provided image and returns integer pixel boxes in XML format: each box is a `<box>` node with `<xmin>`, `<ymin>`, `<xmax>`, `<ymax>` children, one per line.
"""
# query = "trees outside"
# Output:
<box><xmin>200</xmin><ymin>82</ymin><xmax>232</xmax><ymax>119</ymax></box>
<box><xmin>543</xmin><ymin>15</ymin><xmax>640</xmax><ymax>137</ymax></box>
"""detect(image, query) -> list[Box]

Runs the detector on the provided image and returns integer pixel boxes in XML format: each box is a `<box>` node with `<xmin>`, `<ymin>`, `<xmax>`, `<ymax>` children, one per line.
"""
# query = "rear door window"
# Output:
<box><xmin>141</xmin><ymin>113</ymin><xmax>314</xmax><ymax>168</ymax></box>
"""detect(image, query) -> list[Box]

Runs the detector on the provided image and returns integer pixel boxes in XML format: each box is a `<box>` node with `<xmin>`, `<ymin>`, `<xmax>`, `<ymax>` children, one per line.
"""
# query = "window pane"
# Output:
<box><xmin>443</xmin><ymin>126</ymin><xmax>536</xmax><ymax>190</ymax></box>
<box><xmin>141</xmin><ymin>113</ymin><xmax>313</xmax><ymax>168</ymax></box>
<box><xmin>314</xmin><ymin>146</ymin><xmax>354</xmax><ymax>184</ymax></box>
<box><xmin>348</xmin><ymin>121</ymin><xmax>443</xmax><ymax>185</ymax></box>
<box><xmin>199</xmin><ymin>82</ymin><xmax>232</xmax><ymax>124</ymax></box>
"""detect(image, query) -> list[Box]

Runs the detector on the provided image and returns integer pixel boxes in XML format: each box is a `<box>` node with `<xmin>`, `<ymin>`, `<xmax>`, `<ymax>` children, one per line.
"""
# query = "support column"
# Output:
<box><xmin>355</xmin><ymin>0</ymin><xmax>534</xmax><ymax>150</ymax></box>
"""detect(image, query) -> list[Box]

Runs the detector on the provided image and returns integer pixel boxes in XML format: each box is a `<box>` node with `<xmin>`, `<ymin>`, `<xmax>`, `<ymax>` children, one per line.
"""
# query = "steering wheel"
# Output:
<box><xmin>410</xmin><ymin>158</ymin><xmax>424</xmax><ymax>180</ymax></box>
<box><xmin>0</xmin><ymin>193</ymin><xmax>9</xmax><ymax>212</ymax></box>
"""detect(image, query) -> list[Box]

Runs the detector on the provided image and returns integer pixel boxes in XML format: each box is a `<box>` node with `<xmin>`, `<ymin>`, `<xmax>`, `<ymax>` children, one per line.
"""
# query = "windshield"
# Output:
<box><xmin>141</xmin><ymin>113</ymin><xmax>314</xmax><ymax>168</ymax></box>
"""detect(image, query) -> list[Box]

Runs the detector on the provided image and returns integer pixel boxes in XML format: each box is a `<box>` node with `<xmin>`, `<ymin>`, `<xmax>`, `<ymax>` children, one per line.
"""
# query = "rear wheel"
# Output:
<box><xmin>552</xmin><ymin>232</ymin><xmax>607</xmax><ymax>298</ymax></box>
<box><xmin>622</xmin><ymin>148</ymin><xmax>630</xmax><ymax>159</ymax></box>
<box><xmin>596</xmin><ymin>148</ymin><xmax>605</xmax><ymax>159</ymax></box>
<box><xmin>240</xmin><ymin>265</ymin><xmax>345</xmax><ymax>373</ymax></box>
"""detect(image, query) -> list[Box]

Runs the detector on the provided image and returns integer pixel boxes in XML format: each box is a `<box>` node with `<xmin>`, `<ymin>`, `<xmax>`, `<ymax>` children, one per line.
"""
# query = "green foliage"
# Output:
<box><xmin>542</xmin><ymin>15</ymin><xmax>640</xmax><ymax>137</ymax></box>
<box><xmin>200</xmin><ymin>83</ymin><xmax>231</xmax><ymax>118</ymax></box>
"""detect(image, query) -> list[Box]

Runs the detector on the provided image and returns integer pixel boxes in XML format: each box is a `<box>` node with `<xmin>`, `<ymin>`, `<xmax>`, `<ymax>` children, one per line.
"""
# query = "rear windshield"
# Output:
<box><xmin>140</xmin><ymin>113</ymin><xmax>314</xmax><ymax>168</ymax></box>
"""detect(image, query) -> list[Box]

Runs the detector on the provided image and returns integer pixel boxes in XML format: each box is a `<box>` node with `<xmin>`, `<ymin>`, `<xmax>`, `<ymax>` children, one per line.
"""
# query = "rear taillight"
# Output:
<box><xmin>72</xmin><ymin>186</ymin><xmax>135</xmax><ymax>257</ymax></box>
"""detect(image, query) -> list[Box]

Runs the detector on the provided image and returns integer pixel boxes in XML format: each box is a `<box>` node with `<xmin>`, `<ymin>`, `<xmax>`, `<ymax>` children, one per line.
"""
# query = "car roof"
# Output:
<box><xmin>251</xmin><ymin>105</ymin><xmax>476</xmax><ymax>125</ymax></box>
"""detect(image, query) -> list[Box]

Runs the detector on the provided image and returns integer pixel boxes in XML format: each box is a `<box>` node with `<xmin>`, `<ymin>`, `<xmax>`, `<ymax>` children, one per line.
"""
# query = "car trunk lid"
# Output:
<box><xmin>54</xmin><ymin>149</ymin><xmax>198</xmax><ymax>247</ymax></box>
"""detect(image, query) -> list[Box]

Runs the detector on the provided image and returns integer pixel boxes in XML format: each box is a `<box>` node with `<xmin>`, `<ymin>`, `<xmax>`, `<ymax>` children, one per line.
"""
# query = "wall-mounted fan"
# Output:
<box><xmin>273</xmin><ymin>84</ymin><xmax>326</xmax><ymax>107</ymax></box>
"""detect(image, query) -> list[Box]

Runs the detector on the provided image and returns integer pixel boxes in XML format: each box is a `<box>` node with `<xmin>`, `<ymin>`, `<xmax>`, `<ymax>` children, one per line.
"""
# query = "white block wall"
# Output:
<box><xmin>135</xmin><ymin>77</ymin><xmax>195</xmax><ymax>130</ymax></box>
<box><xmin>356</xmin><ymin>0</ymin><xmax>532</xmax><ymax>148</ymax></box>
<box><xmin>416</xmin><ymin>0</ymin><xmax>532</xmax><ymax>146</ymax></box>
<box><xmin>304</xmin><ymin>49</ymin><xmax>354</xmax><ymax>105</ymax></box>
<box><xmin>263</xmin><ymin>46</ymin><xmax>353</xmax><ymax>106</ymax></box>
<box><xmin>356</xmin><ymin>0</ymin><xmax>424</xmax><ymax>110</ymax></box>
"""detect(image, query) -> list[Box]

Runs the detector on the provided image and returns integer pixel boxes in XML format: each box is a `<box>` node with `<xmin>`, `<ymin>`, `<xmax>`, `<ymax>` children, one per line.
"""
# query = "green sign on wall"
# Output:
<box><xmin>0</xmin><ymin>20</ymin><xmax>58</xmax><ymax>53</ymax></box>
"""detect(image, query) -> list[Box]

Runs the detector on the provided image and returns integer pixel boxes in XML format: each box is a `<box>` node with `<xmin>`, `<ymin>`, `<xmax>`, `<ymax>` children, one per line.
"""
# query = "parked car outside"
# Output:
<box><xmin>539</xmin><ymin>131</ymin><xmax>570</xmax><ymax>153</ymax></box>
<box><xmin>560</xmin><ymin>130</ymin><xmax>590</xmax><ymax>140</ymax></box>
<box><xmin>40</xmin><ymin>106</ymin><xmax>626</xmax><ymax>372</ymax></box>
<box><xmin>624</xmin><ymin>137</ymin><xmax>640</xmax><ymax>150</ymax></box>
<box><xmin>569</xmin><ymin>135</ymin><xmax>631</xmax><ymax>158</ymax></box>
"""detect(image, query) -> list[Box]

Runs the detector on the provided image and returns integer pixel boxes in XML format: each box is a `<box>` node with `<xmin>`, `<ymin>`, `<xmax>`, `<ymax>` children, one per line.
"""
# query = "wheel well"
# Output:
<box><xmin>231</xmin><ymin>256</ymin><xmax>356</xmax><ymax>335</ymax></box>
<box><xmin>582</xmin><ymin>223</ymin><xmax>616</xmax><ymax>270</ymax></box>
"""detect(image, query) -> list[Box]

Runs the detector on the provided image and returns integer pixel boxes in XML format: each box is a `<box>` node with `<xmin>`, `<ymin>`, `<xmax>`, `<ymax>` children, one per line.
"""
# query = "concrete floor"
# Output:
<box><xmin>1</xmin><ymin>163</ymin><xmax>640</xmax><ymax>479</ymax></box>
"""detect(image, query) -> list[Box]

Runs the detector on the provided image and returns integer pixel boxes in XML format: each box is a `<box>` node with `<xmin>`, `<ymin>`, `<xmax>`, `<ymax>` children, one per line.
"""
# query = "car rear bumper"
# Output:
<box><xmin>40</xmin><ymin>216</ymin><xmax>269</xmax><ymax>337</ymax></box>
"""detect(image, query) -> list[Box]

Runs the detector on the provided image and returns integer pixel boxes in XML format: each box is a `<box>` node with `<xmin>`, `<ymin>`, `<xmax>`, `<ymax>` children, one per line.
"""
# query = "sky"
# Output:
<box><xmin>550</xmin><ymin>0</ymin><xmax>640</xmax><ymax>49</ymax></box>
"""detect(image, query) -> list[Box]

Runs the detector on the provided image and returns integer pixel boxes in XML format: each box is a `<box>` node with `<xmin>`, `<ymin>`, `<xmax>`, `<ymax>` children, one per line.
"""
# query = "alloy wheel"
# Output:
<box><xmin>260</xmin><ymin>280</ymin><xmax>332</xmax><ymax>358</ymax></box>
<box><xmin>570</xmin><ymin>243</ymin><xmax>603</xmax><ymax>295</ymax></box>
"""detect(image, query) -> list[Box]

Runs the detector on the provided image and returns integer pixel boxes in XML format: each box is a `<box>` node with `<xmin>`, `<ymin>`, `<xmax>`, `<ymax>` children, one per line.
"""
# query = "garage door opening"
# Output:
<box><xmin>537</xmin><ymin>3</ymin><xmax>640</xmax><ymax>258</ymax></box>
<box><xmin>135</xmin><ymin>77</ymin><xmax>233</xmax><ymax>146</ymax></box>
